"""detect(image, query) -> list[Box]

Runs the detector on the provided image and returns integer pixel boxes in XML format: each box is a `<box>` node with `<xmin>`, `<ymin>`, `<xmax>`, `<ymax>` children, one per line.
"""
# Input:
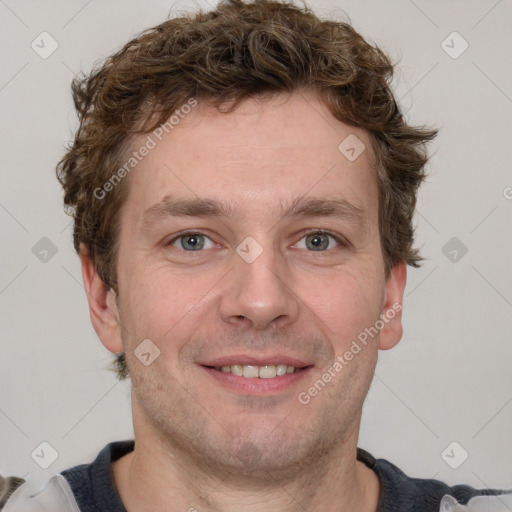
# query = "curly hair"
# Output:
<box><xmin>56</xmin><ymin>0</ymin><xmax>437</xmax><ymax>380</ymax></box>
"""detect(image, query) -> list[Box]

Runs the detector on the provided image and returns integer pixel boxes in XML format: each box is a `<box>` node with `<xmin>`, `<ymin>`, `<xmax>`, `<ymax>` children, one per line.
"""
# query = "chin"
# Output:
<box><xmin>200</xmin><ymin>423</ymin><xmax>335</xmax><ymax>479</ymax></box>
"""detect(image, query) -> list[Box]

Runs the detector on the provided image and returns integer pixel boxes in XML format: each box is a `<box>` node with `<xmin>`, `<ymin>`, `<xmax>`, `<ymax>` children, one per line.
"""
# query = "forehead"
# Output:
<box><xmin>122</xmin><ymin>90</ymin><xmax>378</xmax><ymax>226</ymax></box>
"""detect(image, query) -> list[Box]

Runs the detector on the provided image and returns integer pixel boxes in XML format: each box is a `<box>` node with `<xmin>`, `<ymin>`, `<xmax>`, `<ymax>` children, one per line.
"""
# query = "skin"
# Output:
<box><xmin>81</xmin><ymin>90</ymin><xmax>406</xmax><ymax>512</ymax></box>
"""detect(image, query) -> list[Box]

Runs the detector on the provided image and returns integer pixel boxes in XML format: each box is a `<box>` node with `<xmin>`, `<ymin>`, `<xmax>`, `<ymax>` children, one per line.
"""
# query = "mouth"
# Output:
<box><xmin>199</xmin><ymin>356</ymin><xmax>313</xmax><ymax>394</ymax></box>
<box><xmin>205</xmin><ymin>364</ymin><xmax>304</xmax><ymax>378</ymax></box>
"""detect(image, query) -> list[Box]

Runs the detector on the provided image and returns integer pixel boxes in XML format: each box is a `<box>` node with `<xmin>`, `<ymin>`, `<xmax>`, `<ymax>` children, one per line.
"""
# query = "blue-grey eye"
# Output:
<box><xmin>296</xmin><ymin>232</ymin><xmax>341</xmax><ymax>251</ymax></box>
<box><xmin>171</xmin><ymin>233</ymin><xmax>215</xmax><ymax>251</ymax></box>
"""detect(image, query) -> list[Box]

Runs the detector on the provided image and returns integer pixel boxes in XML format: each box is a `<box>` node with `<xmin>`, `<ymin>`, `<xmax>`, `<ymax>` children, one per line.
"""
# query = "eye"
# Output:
<box><xmin>166</xmin><ymin>230</ymin><xmax>347</xmax><ymax>253</ymax></box>
<box><xmin>168</xmin><ymin>232</ymin><xmax>216</xmax><ymax>251</ymax></box>
<box><xmin>295</xmin><ymin>231</ymin><xmax>345</xmax><ymax>251</ymax></box>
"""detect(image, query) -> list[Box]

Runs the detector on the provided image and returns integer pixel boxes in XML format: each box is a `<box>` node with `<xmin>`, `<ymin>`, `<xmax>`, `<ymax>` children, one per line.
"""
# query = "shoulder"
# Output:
<box><xmin>2</xmin><ymin>474</ymin><xmax>80</xmax><ymax>512</ymax></box>
<box><xmin>357</xmin><ymin>448</ymin><xmax>512</xmax><ymax>511</ymax></box>
<box><xmin>2</xmin><ymin>440</ymin><xmax>134</xmax><ymax>512</ymax></box>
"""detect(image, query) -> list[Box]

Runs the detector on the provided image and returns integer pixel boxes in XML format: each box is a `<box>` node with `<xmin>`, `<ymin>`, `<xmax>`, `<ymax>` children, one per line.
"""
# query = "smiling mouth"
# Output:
<box><xmin>204</xmin><ymin>364</ymin><xmax>309</xmax><ymax>379</ymax></box>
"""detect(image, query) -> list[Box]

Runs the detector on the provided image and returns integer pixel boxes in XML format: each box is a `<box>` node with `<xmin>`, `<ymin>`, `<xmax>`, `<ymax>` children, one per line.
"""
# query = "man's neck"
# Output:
<box><xmin>112</xmin><ymin>435</ymin><xmax>381</xmax><ymax>512</ymax></box>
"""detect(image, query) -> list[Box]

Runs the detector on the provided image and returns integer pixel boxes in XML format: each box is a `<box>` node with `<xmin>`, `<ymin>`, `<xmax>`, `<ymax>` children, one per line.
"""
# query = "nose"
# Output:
<box><xmin>219</xmin><ymin>239</ymin><xmax>301</xmax><ymax>331</ymax></box>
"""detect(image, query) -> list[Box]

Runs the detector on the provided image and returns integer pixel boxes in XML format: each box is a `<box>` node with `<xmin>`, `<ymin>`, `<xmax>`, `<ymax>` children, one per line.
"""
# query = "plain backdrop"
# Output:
<box><xmin>1</xmin><ymin>0</ymin><xmax>511</xmax><ymax>491</ymax></box>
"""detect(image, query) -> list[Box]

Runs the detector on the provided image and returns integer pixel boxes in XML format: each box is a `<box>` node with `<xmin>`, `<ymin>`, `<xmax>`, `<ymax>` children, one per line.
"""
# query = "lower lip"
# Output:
<box><xmin>201</xmin><ymin>366</ymin><xmax>313</xmax><ymax>395</ymax></box>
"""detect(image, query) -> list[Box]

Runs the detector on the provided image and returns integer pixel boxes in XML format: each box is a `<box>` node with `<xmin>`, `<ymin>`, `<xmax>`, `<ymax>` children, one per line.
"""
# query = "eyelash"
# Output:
<box><xmin>166</xmin><ymin>229</ymin><xmax>348</xmax><ymax>252</ymax></box>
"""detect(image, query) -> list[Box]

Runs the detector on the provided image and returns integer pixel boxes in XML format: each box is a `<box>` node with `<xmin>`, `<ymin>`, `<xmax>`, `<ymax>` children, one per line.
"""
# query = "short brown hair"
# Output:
<box><xmin>57</xmin><ymin>0</ymin><xmax>437</xmax><ymax>379</ymax></box>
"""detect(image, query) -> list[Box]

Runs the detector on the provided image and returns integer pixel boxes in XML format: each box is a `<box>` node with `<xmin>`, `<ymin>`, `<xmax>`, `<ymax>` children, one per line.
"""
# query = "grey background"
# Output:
<box><xmin>1</xmin><ymin>0</ymin><xmax>511</xmax><ymax>491</ymax></box>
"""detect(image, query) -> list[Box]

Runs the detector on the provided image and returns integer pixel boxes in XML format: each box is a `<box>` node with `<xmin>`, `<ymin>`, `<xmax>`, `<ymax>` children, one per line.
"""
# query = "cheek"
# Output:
<box><xmin>298</xmin><ymin>269</ymin><xmax>383</xmax><ymax>348</ymax></box>
<box><xmin>118</xmin><ymin>263</ymin><xmax>219</xmax><ymax>350</ymax></box>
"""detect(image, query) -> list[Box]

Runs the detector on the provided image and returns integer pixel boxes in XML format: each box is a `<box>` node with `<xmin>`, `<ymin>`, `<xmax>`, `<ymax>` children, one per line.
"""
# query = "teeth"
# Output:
<box><xmin>243</xmin><ymin>365</ymin><xmax>259</xmax><ymax>378</ymax></box>
<box><xmin>276</xmin><ymin>364</ymin><xmax>288</xmax><ymax>376</ymax></box>
<box><xmin>231</xmin><ymin>364</ymin><xmax>243</xmax><ymax>376</ymax></box>
<box><xmin>259</xmin><ymin>365</ymin><xmax>276</xmax><ymax>379</ymax></box>
<box><xmin>213</xmin><ymin>364</ymin><xmax>298</xmax><ymax>378</ymax></box>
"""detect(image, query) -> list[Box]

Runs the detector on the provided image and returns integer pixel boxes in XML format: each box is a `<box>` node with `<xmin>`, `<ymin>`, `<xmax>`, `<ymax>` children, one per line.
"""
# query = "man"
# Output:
<box><xmin>4</xmin><ymin>0</ymin><xmax>511</xmax><ymax>510</ymax></box>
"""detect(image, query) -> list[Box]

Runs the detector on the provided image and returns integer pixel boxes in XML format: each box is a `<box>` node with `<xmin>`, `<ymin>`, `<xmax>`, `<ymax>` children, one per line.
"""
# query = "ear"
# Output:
<box><xmin>378</xmin><ymin>261</ymin><xmax>407</xmax><ymax>351</ymax></box>
<box><xmin>79</xmin><ymin>243</ymin><xmax>123</xmax><ymax>354</ymax></box>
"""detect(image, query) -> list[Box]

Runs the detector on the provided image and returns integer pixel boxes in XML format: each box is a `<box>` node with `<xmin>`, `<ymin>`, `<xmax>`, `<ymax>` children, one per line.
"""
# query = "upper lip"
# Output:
<box><xmin>199</xmin><ymin>354</ymin><xmax>313</xmax><ymax>368</ymax></box>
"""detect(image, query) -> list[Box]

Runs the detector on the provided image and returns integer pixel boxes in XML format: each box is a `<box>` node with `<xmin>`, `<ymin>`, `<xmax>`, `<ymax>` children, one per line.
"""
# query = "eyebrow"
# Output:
<box><xmin>139</xmin><ymin>194</ymin><xmax>366</xmax><ymax>232</ymax></box>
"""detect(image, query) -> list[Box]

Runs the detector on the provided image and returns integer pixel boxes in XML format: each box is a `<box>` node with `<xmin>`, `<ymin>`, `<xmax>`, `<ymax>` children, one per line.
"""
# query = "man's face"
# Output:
<box><xmin>90</xmin><ymin>91</ymin><xmax>405</xmax><ymax>474</ymax></box>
